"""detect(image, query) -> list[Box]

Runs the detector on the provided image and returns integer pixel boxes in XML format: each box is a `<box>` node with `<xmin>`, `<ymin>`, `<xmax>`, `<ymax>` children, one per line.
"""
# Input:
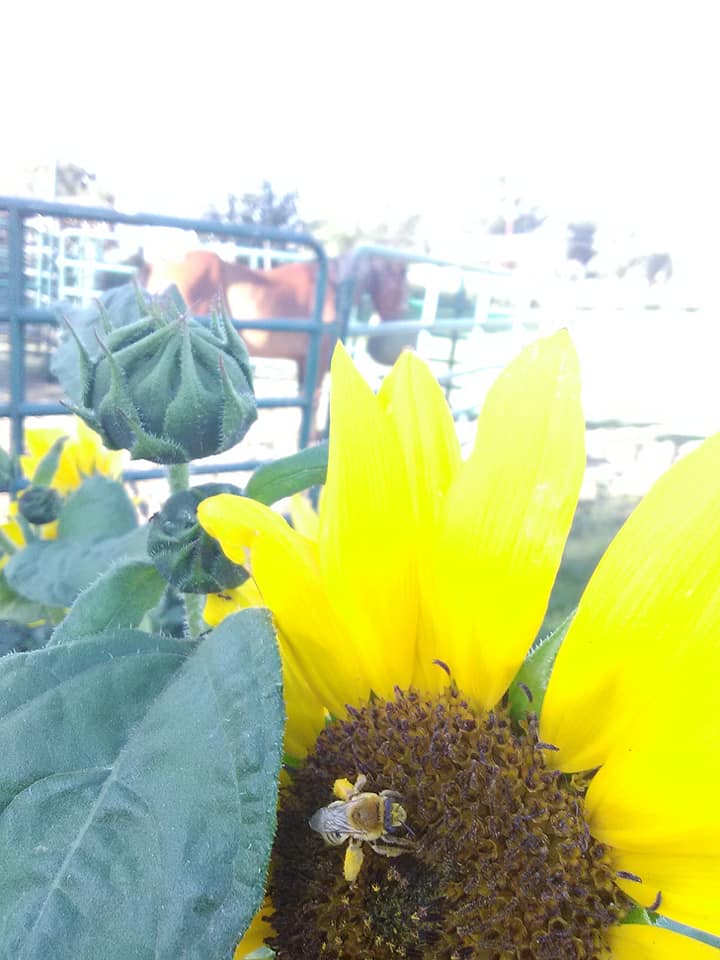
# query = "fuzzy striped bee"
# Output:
<box><xmin>309</xmin><ymin>773</ymin><xmax>415</xmax><ymax>882</ymax></box>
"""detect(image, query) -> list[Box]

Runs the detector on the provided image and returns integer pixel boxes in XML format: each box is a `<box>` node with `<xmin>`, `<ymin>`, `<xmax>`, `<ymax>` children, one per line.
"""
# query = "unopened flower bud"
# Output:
<box><xmin>148</xmin><ymin>482</ymin><xmax>249</xmax><ymax>594</ymax></box>
<box><xmin>68</xmin><ymin>288</ymin><xmax>257</xmax><ymax>464</ymax></box>
<box><xmin>18</xmin><ymin>485</ymin><xmax>63</xmax><ymax>525</ymax></box>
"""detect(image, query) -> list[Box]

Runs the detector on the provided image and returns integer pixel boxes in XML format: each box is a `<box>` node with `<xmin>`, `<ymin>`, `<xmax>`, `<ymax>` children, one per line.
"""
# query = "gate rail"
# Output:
<box><xmin>337</xmin><ymin>243</ymin><xmax>501</xmax><ymax>416</ymax></box>
<box><xmin>0</xmin><ymin>196</ymin><xmax>329</xmax><ymax>476</ymax></box>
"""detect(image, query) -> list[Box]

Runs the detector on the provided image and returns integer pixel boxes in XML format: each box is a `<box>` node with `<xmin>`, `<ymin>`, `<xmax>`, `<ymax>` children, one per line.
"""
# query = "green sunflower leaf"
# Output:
<box><xmin>31</xmin><ymin>436</ymin><xmax>67</xmax><ymax>486</ymax></box>
<box><xmin>3</xmin><ymin>475</ymin><xmax>144</xmax><ymax>609</ymax></box>
<box><xmin>3</xmin><ymin>525</ymin><xmax>149</xmax><ymax>608</ymax></box>
<box><xmin>508</xmin><ymin>610</ymin><xmax>574</xmax><ymax>722</ymax></box>
<box><xmin>49</xmin><ymin>560</ymin><xmax>167</xmax><ymax>645</ymax></box>
<box><xmin>57</xmin><ymin>474</ymin><xmax>138</xmax><ymax>541</ymax></box>
<box><xmin>0</xmin><ymin>618</ymin><xmax>36</xmax><ymax>656</ymax></box>
<box><xmin>0</xmin><ymin>570</ymin><xmax>65</xmax><ymax>628</ymax></box>
<box><xmin>245</xmin><ymin>441</ymin><xmax>328</xmax><ymax>505</ymax></box>
<box><xmin>0</xmin><ymin>608</ymin><xmax>284</xmax><ymax>959</ymax></box>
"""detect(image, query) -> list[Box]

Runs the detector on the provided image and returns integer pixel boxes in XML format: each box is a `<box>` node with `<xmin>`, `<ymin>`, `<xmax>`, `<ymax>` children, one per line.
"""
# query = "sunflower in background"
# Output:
<box><xmin>18</xmin><ymin>417</ymin><xmax>124</xmax><ymax>496</ymax></box>
<box><xmin>1</xmin><ymin>417</ymin><xmax>125</xmax><ymax>560</ymax></box>
<box><xmin>200</xmin><ymin>334</ymin><xmax>720</xmax><ymax>959</ymax></box>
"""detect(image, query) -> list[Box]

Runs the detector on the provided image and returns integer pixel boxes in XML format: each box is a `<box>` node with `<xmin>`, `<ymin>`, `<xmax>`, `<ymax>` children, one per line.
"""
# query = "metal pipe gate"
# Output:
<box><xmin>0</xmin><ymin>196</ymin><xmax>329</xmax><ymax>480</ymax></box>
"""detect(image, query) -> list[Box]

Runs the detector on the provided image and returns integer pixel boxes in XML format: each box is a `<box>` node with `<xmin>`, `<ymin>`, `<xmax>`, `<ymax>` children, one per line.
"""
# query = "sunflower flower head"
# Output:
<box><xmin>1</xmin><ymin>417</ymin><xmax>126</xmax><ymax>554</ymax></box>
<box><xmin>200</xmin><ymin>334</ymin><xmax>720</xmax><ymax>960</ymax></box>
<box><xmin>19</xmin><ymin>417</ymin><xmax>124</xmax><ymax>495</ymax></box>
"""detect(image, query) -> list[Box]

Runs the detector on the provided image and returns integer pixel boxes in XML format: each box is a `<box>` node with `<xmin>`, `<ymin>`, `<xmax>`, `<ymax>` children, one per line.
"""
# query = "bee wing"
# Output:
<box><xmin>309</xmin><ymin>802</ymin><xmax>355</xmax><ymax>838</ymax></box>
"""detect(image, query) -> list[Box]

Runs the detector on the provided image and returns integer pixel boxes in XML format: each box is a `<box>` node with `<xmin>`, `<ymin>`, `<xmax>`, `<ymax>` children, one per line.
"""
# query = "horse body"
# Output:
<box><xmin>142</xmin><ymin>250</ymin><xmax>409</xmax><ymax>387</ymax></box>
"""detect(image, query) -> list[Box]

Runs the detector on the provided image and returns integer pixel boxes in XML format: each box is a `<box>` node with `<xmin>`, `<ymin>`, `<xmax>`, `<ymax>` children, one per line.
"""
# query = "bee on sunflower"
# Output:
<box><xmin>199</xmin><ymin>332</ymin><xmax>720</xmax><ymax>960</ymax></box>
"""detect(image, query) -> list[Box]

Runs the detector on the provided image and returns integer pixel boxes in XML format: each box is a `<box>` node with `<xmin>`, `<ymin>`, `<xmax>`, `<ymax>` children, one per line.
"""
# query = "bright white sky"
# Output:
<box><xmin>2</xmin><ymin>0</ymin><xmax>719</xmax><ymax>247</ymax></box>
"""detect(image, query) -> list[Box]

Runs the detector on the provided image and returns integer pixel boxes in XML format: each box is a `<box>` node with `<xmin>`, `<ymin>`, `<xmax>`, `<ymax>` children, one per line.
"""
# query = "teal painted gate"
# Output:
<box><xmin>0</xmin><ymin>196</ymin><xmax>330</xmax><ymax>481</ymax></box>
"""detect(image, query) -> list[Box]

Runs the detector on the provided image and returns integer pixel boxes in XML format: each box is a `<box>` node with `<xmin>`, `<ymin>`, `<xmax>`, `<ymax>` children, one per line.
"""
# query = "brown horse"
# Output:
<box><xmin>141</xmin><ymin>250</ymin><xmax>409</xmax><ymax>389</ymax></box>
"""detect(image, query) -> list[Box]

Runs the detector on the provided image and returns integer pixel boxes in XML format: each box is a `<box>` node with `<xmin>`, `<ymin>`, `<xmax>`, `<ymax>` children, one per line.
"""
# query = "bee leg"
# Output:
<box><xmin>370</xmin><ymin>836</ymin><xmax>415</xmax><ymax>857</ymax></box>
<box><xmin>379</xmin><ymin>789</ymin><xmax>403</xmax><ymax>801</ymax></box>
<box><xmin>333</xmin><ymin>773</ymin><xmax>367</xmax><ymax>801</ymax></box>
<box><xmin>343</xmin><ymin>838</ymin><xmax>365</xmax><ymax>883</ymax></box>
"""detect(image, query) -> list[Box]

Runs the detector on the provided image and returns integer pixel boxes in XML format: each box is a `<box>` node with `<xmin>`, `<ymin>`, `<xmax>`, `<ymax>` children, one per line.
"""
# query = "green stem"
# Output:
<box><xmin>166</xmin><ymin>463</ymin><xmax>205</xmax><ymax>638</ymax></box>
<box><xmin>184</xmin><ymin>593</ymin><xmax>205</xmax><ymax>640</ymax></box>
<box><xmin>15</xmin><ymin>514</ymin><xmax>37</xmax><ymax>544</ymax></box>
<box><xmin>168</xmin><ymin>463</ymin><xmax>190</xmax><ymax>494</ymax></box>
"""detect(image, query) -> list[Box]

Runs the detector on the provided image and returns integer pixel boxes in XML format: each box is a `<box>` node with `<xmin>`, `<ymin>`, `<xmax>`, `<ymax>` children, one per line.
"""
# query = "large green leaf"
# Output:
<box><xmin>57</xmin><ymin>475</ymin><xmax>137</xmax><ymax>541</ymax></box>
<box><xmin>0</xmin><ymin>620</ymin><xmax>35</xmax><ymax>656</ymax></box>
<box><xmin>4</xmin><ymin>525</ymin><xmax>149</xmax><ymax>608</ymax></box>
<box><xmin>49</xmin><ymin>560</ymin><xmax>167</xmax><ymax>646</ymax></box>
<box><xmin>0</xmin><ymin>571</ymin><xmax>64</xmax><ymax>628</ymax></box>
<box><xmin>4</xmin><ymin>475</ymin><xmax>143</xmax><ymax>609</ymax></box>
<box><xmin>245</xmin><ymin>441</ymin><xmax>328</xmax><ymax>505</ymax></box>
<box><xmin>0</xmin><ymin>608</ymin><xmax>284</xmax><ymax>959</ymax></box>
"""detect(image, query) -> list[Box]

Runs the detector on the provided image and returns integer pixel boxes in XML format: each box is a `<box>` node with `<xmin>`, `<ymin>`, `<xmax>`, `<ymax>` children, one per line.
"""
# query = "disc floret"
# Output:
<box><xmin>269</xmin><ymin>688</ymin><xmax>631</xmax><ymax>959</ymax></box>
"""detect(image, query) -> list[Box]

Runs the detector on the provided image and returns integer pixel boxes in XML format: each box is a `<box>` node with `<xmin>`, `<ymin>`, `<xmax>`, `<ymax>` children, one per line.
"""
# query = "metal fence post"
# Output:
<box><xmin>6</xmin><ymin>208</ymin><xmax>27</xmax><ymax>454</ymax></box>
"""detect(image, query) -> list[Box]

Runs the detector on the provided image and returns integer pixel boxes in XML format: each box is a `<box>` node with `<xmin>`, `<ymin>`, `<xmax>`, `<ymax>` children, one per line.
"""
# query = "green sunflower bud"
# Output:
<box><xmin>18</xmin><ymin>485</ymin><xmax>63</xmax><ymax>525</ymax></box>
<box><xmin>67</xmin><ymin>288</ymin><xmax>257</xmax><ymax>464</ymax></box>
<box><xmin>148</xmin><ymin>482</ymin><xmax>249</xmax><ymax>594</ymax></box>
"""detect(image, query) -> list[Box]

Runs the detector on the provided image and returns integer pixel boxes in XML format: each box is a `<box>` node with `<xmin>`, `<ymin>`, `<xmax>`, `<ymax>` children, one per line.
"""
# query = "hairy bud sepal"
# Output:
<box><xmin>148</xmin><ymin>482</ymin><xmax>250</xmax><ymax>594</ymax></box>
<box><xmin>69</xmin><ymin>291</ymin><xmax>257</xmax><ymax>464</ymax></box>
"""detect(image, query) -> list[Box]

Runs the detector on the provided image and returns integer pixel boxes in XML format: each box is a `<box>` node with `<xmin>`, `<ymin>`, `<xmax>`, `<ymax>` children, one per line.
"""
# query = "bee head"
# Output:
<box><xmin>385</xmin><ymin>801</ymin><xmax>408</xmax><ymax>832</ymax></box>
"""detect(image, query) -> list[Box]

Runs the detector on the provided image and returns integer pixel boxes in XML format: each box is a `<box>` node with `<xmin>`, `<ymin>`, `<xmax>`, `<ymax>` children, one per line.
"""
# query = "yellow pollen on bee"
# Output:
<box><xmin>333</xmin><ymin>777</ymin><xmax>356</xmax><ymax>801</ymax></box>
<box><xmin>343</xmin><ymin>842</ymin><xmax>365</xmax><ymax>883</ymax></box>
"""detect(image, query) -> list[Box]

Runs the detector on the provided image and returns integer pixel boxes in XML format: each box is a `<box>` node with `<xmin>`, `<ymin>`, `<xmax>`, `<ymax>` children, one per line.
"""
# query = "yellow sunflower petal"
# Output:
<box><xmin>585</xmin><ymin>664</ymin><xmax>720</xmax><ymax>855</ymax></box>
<box><xmin>280</xmin><ymin>642</ymin><xmax>327</xmax><ymax>759</ymax></box>
<box><xmin>72</xmin><ymin>418</ymin><xmax>123</xmax><ymax>481</ymax></box>
<box><xmin>53</xmin><ymin>447</ymin><xmax>82</xmax><ymax>493</ymax></box>
<box><xmin>318</xmin><ymin>344</ymin><xmax>419</xmax><ymax>697</ymax></box>
<box><xmin>289</xmin><ymin>493</ymin><xmax>319</xmax><ymax>541</ymax></box>
<box><xmin>377</xmin><ymin>350</ymin><xmax>464</xmax><ymax>691</ymax></box>
<box><xmin>202</xmin><ymin>580</ymin><xmax>262</xmax><ymax>628</ymax></box>
<box><xmin>611</xmin><ymin>850</ymin><xmax>720</xmax><ymax>937</ymax></box>
<box><xmin>541</xmin><ymin>432</ymin><xmax>720</xmax><ymax>772</ymax></box>
<box><xmin>199</xmin><ymin>493</ymin><xmax>369</xmax><ymax>717</ymax></box>
<box><xmin>19</xmin><ymin>427</ymin><xmax>64</xmax><ymax>481</ymax></box>
<box><xmin>608</xmin><ymin>923</ymin><xmax>720</xmax><ymax>960</ymax></box>
<box><xmin>24</xmin><ymin>427</ymin><xmax>64</xmax><ymax>460</ymax></box>
<box><xmin>377</xmin><ymin>350</ymin><xmax>461</xmax><ymax>533</ymax></box>
<box><xmin>428</xmin><ymin>330</ymin><xmax>585</xmax><ymax>708</ymax></box>
<box><xmin>233</xmin><ymin>901</ymin><xmax>275</xmax><ymax>958</ymax></box>
<box><xmin>581</xmin><ymin>639</ymin><xmax>720</xmax><ymax>934</ymax></box>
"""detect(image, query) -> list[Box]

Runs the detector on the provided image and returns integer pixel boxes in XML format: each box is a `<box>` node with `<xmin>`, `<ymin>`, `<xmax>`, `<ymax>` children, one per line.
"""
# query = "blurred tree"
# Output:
<box><xmin>567</xmin><ymin>222</ymin><xmax>596</xmax><ymax>265</ymax></box>
<box><xmin>10</xmin><ymin>161</ymin><xmax>114</xmax><ymax>206</ymax></box>
<box><xmin>205</xmin><ymin>181</ymin><xmax>304</xmax><ymax>247</ymax></box>
<box><xmin>487</xmin><ymin>201</ymin><xmax>546</xmax><ymax>235</ymax></box>
<box><xmin>54</xmin><ymin>163</ymin><xmax>114</xmax><ymax>207</ymax></box>
<box><xmin>315</xmin><ymin>212</ymin><xmax>426</xmax><ymax>256</ymax></box>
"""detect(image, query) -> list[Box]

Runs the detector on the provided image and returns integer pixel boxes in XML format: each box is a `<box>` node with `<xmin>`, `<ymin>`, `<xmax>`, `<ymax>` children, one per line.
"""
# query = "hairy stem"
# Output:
<box><xmin>165</xmin><ymin>463</ymin><xmax>205</xmax><ymax>639</ymax></box>
<box><xmin>168</xmin><ymin>463</ymin><xmax>190</xmax><ymax>494</ymax></box>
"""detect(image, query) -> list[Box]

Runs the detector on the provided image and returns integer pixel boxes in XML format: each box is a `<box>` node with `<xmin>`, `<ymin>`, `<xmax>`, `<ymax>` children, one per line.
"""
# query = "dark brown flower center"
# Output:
<box><xmin>268</xmin><ymin>688</ymin><xmax>630</xmax><ymax>959</ymax></box>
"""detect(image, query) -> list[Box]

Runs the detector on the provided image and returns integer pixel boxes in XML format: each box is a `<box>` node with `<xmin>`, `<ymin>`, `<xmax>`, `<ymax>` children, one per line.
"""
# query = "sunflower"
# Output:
<box><xmin>1</xmin><ymin>417</ymin><xmax>125</xmax><ymax>558</ymax></box>
<box><xmin>19</xmin><ymin>416</ymin><xmax>124</xmax><ymax>495</ymax></box>
<box><xmin>199</xmin><ymin>333</ymin><xmax>720</xmax><ymax>959</ymax></box>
